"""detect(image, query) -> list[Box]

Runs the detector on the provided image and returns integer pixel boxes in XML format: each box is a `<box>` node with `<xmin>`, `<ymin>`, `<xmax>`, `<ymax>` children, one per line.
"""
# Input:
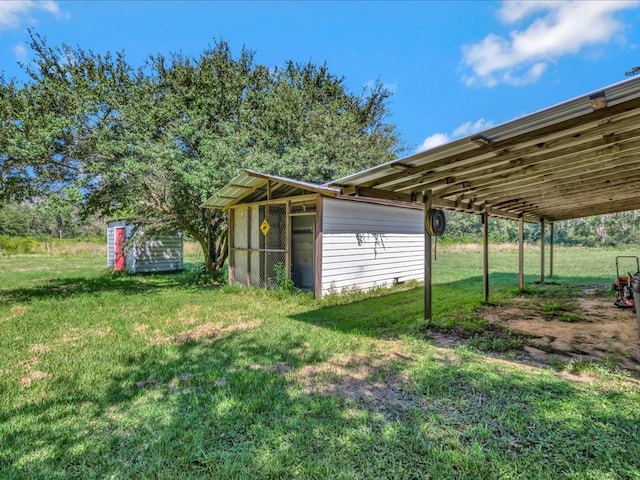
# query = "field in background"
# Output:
<box><xmin>1</xmin><ymin>246</ymin><xmax>639</xmax><ymax>479</ymax></box>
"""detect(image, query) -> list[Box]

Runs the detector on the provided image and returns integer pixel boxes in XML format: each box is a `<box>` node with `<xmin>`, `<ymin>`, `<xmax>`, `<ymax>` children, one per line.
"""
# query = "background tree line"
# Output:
<box><xmin>3</xmin><ymin>198</ymin><xmax>639</xmax><ymax>248</ymax></box>
<box><xmin>442</xmin><ymin>211</ymin><xmax>640</xmax><ymax>247</ymax></box>
<box><xmin>0</xmin><ymin>196</ymin><xmax>103</xmax><ymax>240</ymax></box>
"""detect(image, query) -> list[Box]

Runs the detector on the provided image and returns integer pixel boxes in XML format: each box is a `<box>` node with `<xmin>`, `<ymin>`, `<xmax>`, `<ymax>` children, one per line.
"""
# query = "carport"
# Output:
<box><xmin>329</xmin><ymin>75</ymin><xmax>640</xmax><ymax>320</ymax></box>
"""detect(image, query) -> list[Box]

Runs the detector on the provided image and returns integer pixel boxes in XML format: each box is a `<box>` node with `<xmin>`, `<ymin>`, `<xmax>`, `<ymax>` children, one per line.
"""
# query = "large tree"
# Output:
<box><xmin>1</xmin><ymin>32</ymin><xmax>403</xmax><ymax>273</ymax></box>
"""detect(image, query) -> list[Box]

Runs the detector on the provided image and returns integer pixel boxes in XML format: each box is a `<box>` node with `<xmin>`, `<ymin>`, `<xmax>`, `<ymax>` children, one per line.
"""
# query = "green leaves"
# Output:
<box><xmin>1</xmin><ymin>34</ymin><xmax>402</xmax><ymax>273</ymax></box>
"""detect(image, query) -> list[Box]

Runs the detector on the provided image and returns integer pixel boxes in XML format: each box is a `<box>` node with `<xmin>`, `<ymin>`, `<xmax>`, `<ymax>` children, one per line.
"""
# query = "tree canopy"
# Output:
<box><xmin>1</xmin><ymin>32</ymin><xmax>403</xmax><ymax>272</ymax></box>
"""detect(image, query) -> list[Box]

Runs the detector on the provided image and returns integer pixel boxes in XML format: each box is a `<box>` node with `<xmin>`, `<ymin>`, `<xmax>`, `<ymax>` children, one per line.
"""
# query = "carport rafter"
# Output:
<box><xmin>423</xmin><ymin>136</ymin><xmax>640</xmax><ymax>202</ymax></box>
<box><xmin>394</xmin><ymin>126</ymin><xmax>640</xmax><ymax>195</ymax></box>
<box><xmin>450</xmin><ymin>154</ymin><xmax>640</xmax><ymax>205</ymax></box>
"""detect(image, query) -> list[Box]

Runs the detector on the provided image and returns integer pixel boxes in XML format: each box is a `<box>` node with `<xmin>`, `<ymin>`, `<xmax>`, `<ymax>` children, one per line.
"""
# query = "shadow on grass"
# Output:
<box><xmin>2</xmin><ymin>320</ymin><xmax>638</xmax><ymax>479</ymax></box>
<box><xmin>290</xmin><ymin>272</ymin><xmax>613</xmax><ymax>339</ymax></box>
<box><xmin>3</xmin><ymin>270</ymin><xmax>637</xmax><ymax>478</ymax></box>
<box><xmin>0</xmin><ymin>265</ymin><xmax>212</xmax><ymax>305</ymax></box>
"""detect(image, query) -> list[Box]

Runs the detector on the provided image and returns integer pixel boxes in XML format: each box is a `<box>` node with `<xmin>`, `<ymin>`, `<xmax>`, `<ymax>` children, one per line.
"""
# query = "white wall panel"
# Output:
<box><xmin>321</xmin><ymin>198</ymin><xmax>424</xmax><ymax>296</ymax></box>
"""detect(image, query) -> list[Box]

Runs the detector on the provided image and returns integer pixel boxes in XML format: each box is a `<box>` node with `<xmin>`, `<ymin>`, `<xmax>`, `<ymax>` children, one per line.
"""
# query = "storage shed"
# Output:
<box><xmin>202</xmin><ymin>170</ymin><xmax>424</xmax><ymax>297</ymax></box>
<box><xmin>106</xmin><ymin>220</ymin><xmax>184</xmax><ymax>273</ymax></box>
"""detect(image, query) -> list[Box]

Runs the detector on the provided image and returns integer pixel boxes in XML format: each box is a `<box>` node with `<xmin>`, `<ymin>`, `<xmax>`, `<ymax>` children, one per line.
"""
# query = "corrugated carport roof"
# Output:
<box><xmin>329</xmin><ymin>75</ymin><xmax>640</xmax><ymax>223</ymax></box>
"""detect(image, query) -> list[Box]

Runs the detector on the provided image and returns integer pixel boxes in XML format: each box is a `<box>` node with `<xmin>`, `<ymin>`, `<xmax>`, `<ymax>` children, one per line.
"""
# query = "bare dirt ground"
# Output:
<box><xmin>477</xmin><ymin>285</ymin><xmax>640</xmax><ymax>375</ymax></box>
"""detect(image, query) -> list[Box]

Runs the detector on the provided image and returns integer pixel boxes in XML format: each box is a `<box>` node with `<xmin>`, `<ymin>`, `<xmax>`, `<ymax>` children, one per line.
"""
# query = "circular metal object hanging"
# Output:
<box><xmin>425</xmin><ymin>209</ymin><xmax>446</xmax><ymax>237</ymax></box>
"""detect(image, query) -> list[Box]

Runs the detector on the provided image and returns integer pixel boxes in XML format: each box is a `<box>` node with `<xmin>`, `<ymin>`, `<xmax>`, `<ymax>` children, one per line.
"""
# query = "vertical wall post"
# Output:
<box><xmin>549</xmin><ymin>222</ymin><xmax>554</xmax><ymax>278</ymax></box>
<box><xmin>228</xmin><ymin>208</ymin><xmax>235</xmax><ymax>284</ymax></box>
<box><xmin>247</xmin><ymin>206</ymin><xmax>252</xmax><ymax>285</ymax></box>
<box><xmin>540</xmin><ymin>219</ymin><xmax>545</xmax><ymax>284</ymax></box>
<box><xmin>518</xmin><ymin>215</ymin><xmax>524</xmax><ymax>291</ymax></box>
<box><xmin>423</xmin><ymin>192</ymin><xmax>432</xmax><ymax>322</ymax></box>
<box><xmin>264</xmin><ymin>204</ymin><xmax>270</xmax><ymax>287</ymax></box>
<box><xmin>314</xmin><ymin>195</ymin><xmax>323</xmax><ymax>298</ymax></box>
<box><xmin>285</xmin><ymin>201</ymin><xmax>291</xmax><ymax>283</ymax></box>
<box><xmin>482</xmin><ymin>212</ymin><xmax>489</xmax><ymax>302</ymax></box>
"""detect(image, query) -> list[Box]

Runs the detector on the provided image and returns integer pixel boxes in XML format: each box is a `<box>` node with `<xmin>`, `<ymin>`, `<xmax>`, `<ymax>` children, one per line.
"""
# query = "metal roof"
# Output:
<box><xmin>201</xmin><ymin>169</ymin><xmax>341</xmax><ymax>210</ymax></box>
<box><xmin>329</xmin><ymin>75</ymin><xmax>640</xmax><ymax>222</ymax></box>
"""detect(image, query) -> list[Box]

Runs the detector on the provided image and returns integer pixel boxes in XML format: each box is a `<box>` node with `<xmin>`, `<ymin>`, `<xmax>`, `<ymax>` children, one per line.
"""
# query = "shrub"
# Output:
<box><xmin>0</xmin><ymin>235</ymin><xmax>39</xmax><ymax>254</ymax></box>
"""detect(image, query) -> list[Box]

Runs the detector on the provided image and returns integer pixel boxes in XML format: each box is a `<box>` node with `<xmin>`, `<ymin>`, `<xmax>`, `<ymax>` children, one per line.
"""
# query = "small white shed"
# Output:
<box><xmin>106</xmin><ymin>219</ymin><xmax>184</xmax><ymax>273</ymax></box>
<box><xmin>202</xmin><ymin>170</ymin><xmax>424</xmax><ymax>297</ymax></box>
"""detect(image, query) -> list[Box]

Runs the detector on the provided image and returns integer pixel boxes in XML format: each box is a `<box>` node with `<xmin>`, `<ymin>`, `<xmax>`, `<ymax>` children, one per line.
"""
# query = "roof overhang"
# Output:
<box><xmin>201</xmin><ymin>169</ymin><xmax>341</xmax><ymax>210</ymax></box>
<box><xmin>329</xmin><ymin>75</ymin><xmax>640</xmax><ymax>223</ymax></box>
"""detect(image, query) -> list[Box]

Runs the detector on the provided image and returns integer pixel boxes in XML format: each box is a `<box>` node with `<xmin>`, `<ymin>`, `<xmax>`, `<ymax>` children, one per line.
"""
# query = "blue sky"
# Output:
<box><xmin>1</xmin><ymin>0</ymin><xmax>640</xmax><ymax>156</ymax></box>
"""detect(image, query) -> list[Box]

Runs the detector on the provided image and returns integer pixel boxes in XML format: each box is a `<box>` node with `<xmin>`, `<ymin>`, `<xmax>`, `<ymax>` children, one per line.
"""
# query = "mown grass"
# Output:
<box><xmin>1</xmin><ymin>245</ymin><xmax>639</xmax><ymax>479</ymax></box>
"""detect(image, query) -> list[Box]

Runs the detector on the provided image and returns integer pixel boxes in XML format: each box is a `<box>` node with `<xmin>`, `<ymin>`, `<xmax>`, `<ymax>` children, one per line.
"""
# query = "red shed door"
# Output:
<box><xmin>114</xmin><ymin>227</ymin><xmax>126</xmax><ymax>271</ymax></box>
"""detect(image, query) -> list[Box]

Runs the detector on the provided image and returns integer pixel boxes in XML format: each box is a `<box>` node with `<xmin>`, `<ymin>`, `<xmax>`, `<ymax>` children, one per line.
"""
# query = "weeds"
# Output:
<box><xmin>272</xmin><ymin>262</ymin><xmax>296</xmax><ymax>293</ymax></box>
<box><xmin>559</xmin><ymin>312</ymin><xmax>582</xmax><ymax>323</ymax></box>
<box><xmin>468</xmin><ymin>330</ymin><xmax>525</xmax><ymax>352</ymax></box>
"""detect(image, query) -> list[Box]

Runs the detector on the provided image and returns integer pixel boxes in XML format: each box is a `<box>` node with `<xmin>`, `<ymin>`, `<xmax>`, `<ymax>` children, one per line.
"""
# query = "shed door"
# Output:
<box><xmin>115</xmin><ymin>227</ymin><xmax>126</xmax><ymax>271</ymax></box>
<box><xmin>291</xmin><ymin>216</ymin><xmax>315</xmax><ymax>291</ymax></box>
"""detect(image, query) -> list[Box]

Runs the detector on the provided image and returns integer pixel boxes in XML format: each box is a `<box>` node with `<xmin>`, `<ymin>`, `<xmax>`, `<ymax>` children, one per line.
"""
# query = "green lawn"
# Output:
<box><xmin>1</xmin><ymin>246</ymin><xmax>639</xmax><ymax>479</ymax></box>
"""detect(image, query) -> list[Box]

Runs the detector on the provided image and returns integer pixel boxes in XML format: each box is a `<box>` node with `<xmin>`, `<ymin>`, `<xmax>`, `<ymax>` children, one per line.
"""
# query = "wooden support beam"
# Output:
<box><xmin>360</xmin><ymin>98</ymin><xmax>640</xmax><ymax>191</ymax></box>
<box><xmin>445</xmin><ymin>153</ymin><xmax>640</xmax><ymax>204</ymax></box>
<box><xmin>483</xmin><ymin>212</ymin><xmax>489</xmax><ymax>302</ymax></box>
<box><xmin>285</xmin><ymin>201</ymin><xmax>291</xmax><ymax>284</ymax></box>
<box><xmin>518</xmin><ymin>216</ymin><xmax>524</xmax><ymax>291</ymax></box>
<box><xmin>354</xmin><ymin>186</ymin><xmax>421</xmax><ymax>203</ymax></box>
<box><xmin>379</xmin><ymin>106</ymin><xmax>640</xmax><ymax>193</ymax></box>
<box><xmin>314</xmin><ymin>196</ymin><xmax>324</xmax><ymax>298</ymax></box>
<box><xmin>405</xmin><ymin>127</ymin><xmax>640</xmax><ymax>196</ymax></box>
<box><xmin>434</xmin><ymin>198</ymin><xmax>540</xmax><ymax>223</ymax></box>
<box><xmin>247</xmin><ymin>206</ymin><xmax>252</xmax><ymax>285</ymax></box>
<box><xmin>488</xmin><ymin>174</ymin><xmax>640</xmax><ymax>211</ymax></box>
<box><xmin>229</xmin><ymin>208</ymin><xmax>235</xmax><ymax>284</ymax></box>
<box><xmin>540</xmin><ymin>219</ymin><xmax>545</xmax><ymax>284</ymax></box>
<box><xmin>550</xmin><ymin>222</ymin><xmax>554</xmax><ymax>278</ymax></box>
<box><xmin>424</xmin><ymin>191</ymin><xmax>432</xmax><ymax>322</ymax></box>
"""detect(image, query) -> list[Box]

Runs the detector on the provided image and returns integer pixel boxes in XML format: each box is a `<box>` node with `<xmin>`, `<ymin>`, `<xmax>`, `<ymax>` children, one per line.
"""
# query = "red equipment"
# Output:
<box><xmin>612</xmin><ymin>256</ymin><xmax>639</xmax><ymax>308</ymax></box>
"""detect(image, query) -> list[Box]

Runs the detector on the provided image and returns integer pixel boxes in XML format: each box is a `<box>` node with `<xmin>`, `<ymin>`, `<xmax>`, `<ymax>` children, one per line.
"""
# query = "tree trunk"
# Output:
<box><xmin>57</xmin><ymin>215</ymin><xmax>63</xmax><ymax>239</ymax></box>
<box><xmin>181</xmin><ymin>211</ymin><xmax>229</xmax><ymax>276</ymax></box>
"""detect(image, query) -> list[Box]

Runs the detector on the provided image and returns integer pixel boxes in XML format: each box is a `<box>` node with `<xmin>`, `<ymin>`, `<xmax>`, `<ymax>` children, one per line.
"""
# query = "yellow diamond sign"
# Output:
<box><xmin>260</xmin><ymin>219</ymin><xmax>271</xmax><ymax>236</ymax></box>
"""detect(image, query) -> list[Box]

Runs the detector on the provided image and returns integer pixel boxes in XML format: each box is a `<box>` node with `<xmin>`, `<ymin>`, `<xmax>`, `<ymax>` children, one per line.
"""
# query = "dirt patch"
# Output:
<box><xmin>293</xmin><ymin>352</ymin><xmax>415</xmax><ymax>413</ymax></box>
<box><xmin>20</xmin><ymin>370</ymin><xmax>52</xmax><ymax>387</ymax></box>
<box><xmin>156</xmin><ymin>320</ymin><xmax>261</xmax><ymax>344</ymax></box>
<box><xmin>4</xmin><ymin>305</ymin><xmax>29</xmax><ymax>321</ymax></box>
<box><xmin>478</xmin><ymin>286</ymin><xmax>640</xmax><ymax>374</ymax></box>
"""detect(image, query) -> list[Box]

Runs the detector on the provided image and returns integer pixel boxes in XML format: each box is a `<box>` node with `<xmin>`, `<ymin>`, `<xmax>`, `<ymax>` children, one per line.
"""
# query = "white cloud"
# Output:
<box><xmin>416</xmin><ymin>133</ymin><xmax>450</xmax><ymax>152</ymax></box>
<box><xmin>451</xmin><ymin>118</ymin><xmax>495</xmax><ymax>138</ymax></box>
<box><xmin>0</xmin><ymin>0</ymin><xmax>67</xmax><ymax>31</ymax></box>
<box><xmin>462</xmin><ymin>0</ymin><xmax>639</xmax><ymax>87</ymax></box>
<box><xmin>416</xmin><ymin>118</ymin><xmax>495</xmax><ymax>153</ymax></box>
<box><xmin>12</xmin><ymin>43</ymin><xmax>28</xmax><ymax>62</ymax></box>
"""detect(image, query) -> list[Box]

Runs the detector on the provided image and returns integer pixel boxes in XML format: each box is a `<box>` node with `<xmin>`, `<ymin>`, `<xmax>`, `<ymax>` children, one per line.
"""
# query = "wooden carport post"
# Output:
<box><xmin>482</xmin><ymin>212</ymin><xmax>489</xmax><ymax>302</ymax></box>
<box><xmin>424</xmin><ymin>191</ymin><xmax>432</xmax><ymax>321</ymax></box>
<box><xmin>549</xmin><ymin>222</ymin><xmax>554</xmax><ymax>278</ymax></box>
<box><xmin>540</xmin><ymin>219</ymin><xmax>545</xmax><ymax>284</ymax></box>
<box><xmin>518</xmin><ymin>216</ymin><xmax>524</xmax><ymax>291</ymax></box>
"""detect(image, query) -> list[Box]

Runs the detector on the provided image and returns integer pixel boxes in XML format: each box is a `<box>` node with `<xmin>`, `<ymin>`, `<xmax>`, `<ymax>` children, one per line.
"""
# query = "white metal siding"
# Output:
<box><xmin>321</xmin><ymin>198</ymin><xmax>424</xmax><ymax>295</ymax></box>
<box><xmin>132</xmin><ymin>233</ymin><xmax>183</xmax><ymax>273</ymax></box>
<box><xmin>106</xmin><ymin>221</ymin><xmax>183</xmax><ymax>273</ymax></box>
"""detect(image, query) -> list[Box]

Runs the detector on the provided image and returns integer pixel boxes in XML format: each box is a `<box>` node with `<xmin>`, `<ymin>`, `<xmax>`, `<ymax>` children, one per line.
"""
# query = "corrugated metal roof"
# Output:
<box><xmin>201</xmin><ymin>169</ymin><xmax>341</xmax><ymax>210</ymax></box>
<box><xmin>328</xmin><ymin>75</ymin><xmax>640</xmax><ymax>222</ymax></box>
